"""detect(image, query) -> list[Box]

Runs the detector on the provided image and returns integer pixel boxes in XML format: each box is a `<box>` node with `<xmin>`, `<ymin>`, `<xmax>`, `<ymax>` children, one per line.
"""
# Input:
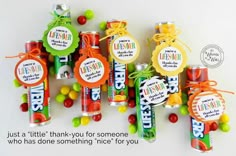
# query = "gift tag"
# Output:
<box><xmin>43</xmin><ymin>24</ymin><xmax>79</xmax><ymax>56</ymax></box>
<box><xmin>140</xmin><ymin>76</ymin><xmax>169</xmax><ymax>106</ymax></box>
<box><xmin>188</xmin><ymin>90</ymin><xmax>225</xmax><ymax>122</ymax></box>
<box><xmin>74</xmin><ymin>54</ymin><xmax>109</xmax><ymax>88</ymax></box>
<box><xmin>109</xmin><ymin>35</ymin><xmax>140</xmax><ymax>64</ymax></box>
<box><xmin>152</xmin><ymin>42</ymin><xmax>187</xmax><ymax>76</ymax></box>
<box><xmin>14</xmin><ymin>56</ymin><xmax>47</xmax><ymax>87</ymax></box>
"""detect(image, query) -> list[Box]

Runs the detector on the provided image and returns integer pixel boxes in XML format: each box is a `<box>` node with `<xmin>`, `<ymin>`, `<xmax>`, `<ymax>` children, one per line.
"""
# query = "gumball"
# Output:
<box><xmin>99</xmin><ymin>21</ymin><xmax>107</xmax><ymax>31</ymax></box>
<box><xmin>219</xmin><ymin>123</ymin><xmax>230</xmax><ymax>132</ymax></box>
<box><xmin>81</xmin><ymin>116</ymin><xmax>90</xmax><ymax>126</ymax></box>
<box><xmin>60</xmin><ymin>85</ymin><xmax>70</xmax><ymax>95</ymax></box>
<box><xmin>128</xmin><ymin>99</ymin><xmax>136</xmax><ymax>108</ymax></box>
<box><xmin>49</xmin><ymin>66</ymin><xmax>55</xmax><ymax>76</ymax></box>
<box><xmin>72</xmin><ymin>117</ymin><xmax>81</xmax><ymax>127</ymax></box>
<box><xmin>77</xmin><ymin>15</ymin><xmax>87</xmax><ymax>25</ymax></box>
<box><xmin>63</xmin><ymin>98</ymin><xmax>74</xmax><ymax>108</ymax></box>
<box><xmin>72</xmin><ymin>82</ymin><xmax>81</xmax><ymax>92</ymax></box>
<box><xmin>101</xmin><ymin>83</ymin><xmax>108</xmax><ymax>92</ymax></box>
<box><xmin>68</xmin><ymin>90</ymin><xmax>79</xmax><ymax>100</ymax></box>
<box><xmin>128</xmin><ymin>114</ymin><xmax>137</xmax><ymax>124</ymax></box>
<box><xmin>13</xmin><ymin>79</ymin><xmax>22</xmax><ymax>88</ymax></box>
<box><xmin>118</xmin><ymin>105</ymin><xmax>128</xmax><ymax>113</ymax></box>
<box><xmin>128</xmin><ymin>124</ymin><xmax>137</xmax><ymax>134</ymax></box>
<box><xmin>84</xmin><ymin>9</ymin><xmax>94</xmax><ymax>20</ymax></box>
<box><xmin>128</xmin><ymin>63</ymin><xmax>135</xmax><ymax>73</ymax></box>
<box><xmin>20</xmin><ymin>103</ymin><xmax>28</xmax><ymax>112</ymax></box>
<box><xmin>179</xmin><ymin>104</ymin><xmax>189</xmax><ymax>116</ymax></box>
<box><xmin>210</xmin><ymin>122</ymin><xmax>218</xmax><ymax>131</ymax></box>
<box><xmin>168</xmin><ymin>113</ymin><xmax>178</xmax><ymax>123</ymax></box>
<box><xmin>21</xmin><ymin>93</ymin><xmax>28</xmax><ymax>103</ymax></box>
<box><xmin>128</xmin><ymin>87</ymin><xmax>135</xmax><ymax>98</ymax></box>
<box><xmin>55</xmin><ymin>93</ymin><xmax>66</xmax><ymax>103</ymax></box>
<box><xmin>48</xmin><ymin>54</ymin><xmax>54</xmax><ymax>62</ymax></box>
<box><xmin>181</xmin><ymin>92</ymin><xmax>188</xmax><ymax>104</ymax></box>
<box><xmin>92</xmin><ymin>113</ymin><xmax>102</xmax><ymax>122</ymax></box>
<box><xmin>128</xmin><ymin>79</ymin><xmax>134</xmax><ymax>87</ymax></box>
<box><xmin>219</xmin><ymin>114</ymin><xmax>230</xmax><ymax>123</ymax></box>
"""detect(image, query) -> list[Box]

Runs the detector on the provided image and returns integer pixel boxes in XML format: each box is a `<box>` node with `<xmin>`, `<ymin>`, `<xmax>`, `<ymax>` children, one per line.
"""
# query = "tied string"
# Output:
<box><xmin>185</xmin><ymin>80</ymin><xmax>235</xmax><ymax>95</ymax></box>
<box><xmin>152</xmin><ymin>29</ymin><xmax>191</xmax><ymax>52</ymax></box>
<box><xmin>5</xmin><ymin>48</ymin><xmax>42</xmax><ymax>59</ymax></box>
<box><xmin>79</xmin><ymin>35</ymin><xmax>99</xmax><ymax>57</ymax></box>
<box><xmin>48</xmin><ymin>9</ymin><xmax>71</xmax><ymax>28</ymax></box>
<box><xmin>99</xmin><ymin>21</ymin><xmax>129</xmax><ymax>41</ymax></box>
<box><xmin>128</xmin><ymin>64</ymin><xmax>154</xmax><ymax>84</ymax></box>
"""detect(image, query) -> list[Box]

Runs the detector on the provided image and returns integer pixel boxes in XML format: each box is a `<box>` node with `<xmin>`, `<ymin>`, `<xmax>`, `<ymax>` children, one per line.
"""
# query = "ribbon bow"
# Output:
<box><xmin>128</xmin><ymin>64</ymin><xmax>154</xmax><ymax>84</ymax></box>
<box><xmin>48</xmin><ymin>9</ymin><xmax>71</xmax><ymax>28</ymax></box>
<box><xmin>79</xmin><ymin>35</ymin><xmax>99</xmax><ymax>57</ymax></box>
<box><xmin>5</xmin><ymin>48</ymin><xmax>42</xmax><ymax>59</ymax></box>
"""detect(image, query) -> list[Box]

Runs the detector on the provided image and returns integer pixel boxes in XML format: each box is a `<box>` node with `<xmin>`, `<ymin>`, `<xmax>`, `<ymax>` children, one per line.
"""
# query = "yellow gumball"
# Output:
<box><xmin>60</xmin><ymin>86</ymin><xmax>70</xmax><ymax>95</ymax></box>
<box><xmin>101</xmin><ymin>83</ymin><xmax>108</xmax><ymax>92</ymax></box>
<box><xmin>118</xmin><ymin>105</ymin><xmax>128</xmax><ymax>113</ymax></box>
<box><xmin>219</xmin><ymin>114</ymin><xmax>230</xmax><ymax>123</ymax></box>
<box><xmin>69</xmin><ymin>90</ymin><xmax>79</xmax><ymax>100</ymax></box>
<box><xmin>128</xmin><ymin>79</ymin><xmax>134</xmax><ymax>87</ymax></box>
<box><xmin>81</xmin><ymin>116</ymin><xmax>90</xmax><ymax>126</ymax></box>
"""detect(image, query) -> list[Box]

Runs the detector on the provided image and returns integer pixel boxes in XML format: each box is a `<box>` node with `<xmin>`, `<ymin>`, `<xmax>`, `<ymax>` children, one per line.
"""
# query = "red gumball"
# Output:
<box><xmin>64</xmin><ymin>98</ymin><xmax>74</xmax><ymax>108</ymax></box>
<box><xmin>168</xmin><ymin>113</ymin><xmax>178</xmax><ymax>123</ymax></box>
<box><xmin>77</xmin><ymin>15</ymin><xmax>87</xmax><ymax>25</ymax></box>
<box><xmin>20</xmin><ymin>103</ymin><xmax>28</xmax><ymax>112</ymax></box>
<box><xmin>128</xmin><ymin>114</ymin><xmax>137</xmax><ymax>124</ymax></box>
<box><xmin>92</xmin><ymin>113</ymin><xmax>102</xmax><ymax>122</ymax></box>
<box><xmin>128</xmin><ymin>99</ymin><xmax>136</xmax><ymax>108</ymax></box>
<box><xmin>210</xmin><ymin>122</ymin><xmax>218</xmax><ymax>131</ymax></box>
<box><xmin>128</xmin><ymin>87</ymin><xmax>135</xmax><ymax>98</ymax></box>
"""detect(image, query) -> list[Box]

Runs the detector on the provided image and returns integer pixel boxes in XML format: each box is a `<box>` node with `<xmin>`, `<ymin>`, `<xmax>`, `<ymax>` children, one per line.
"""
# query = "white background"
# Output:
<box><xmin>1</xmin><ymin>0</ymin><xmax>236</xmax><ymax>156</ymax></box>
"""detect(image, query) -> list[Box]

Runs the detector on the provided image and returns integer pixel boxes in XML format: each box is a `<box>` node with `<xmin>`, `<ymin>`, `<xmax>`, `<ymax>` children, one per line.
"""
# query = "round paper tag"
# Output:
<box><xmin>43</xmin><ymin>24</ymin><xmax>79</xmax><ymax>56</ymax></box>
<box><xmin>14</xmin><ymin>57</ymin><xmax>47</xmax><ymax>87</ymax></box>
<box><xmin>140</xmin><ymin>76</ymin><xmax>169</xmax><ymax>106</ymax></box>
<box><xmin>152</xmin><ymin>42</ymin><xmax>187</xmax><ymax>76</ymax></box>
<box><xmin>109</xmin><ymin>35</ymin><xmax>140</xmax><ymax>64</ymax></box>
<box><xmin>188</xmin><ymin>91</ymin><xmax>225</xmax><ymax>122</ymax></box>
<box><xmin>74</xmin><ymin>54</ymin><xmax>109</xmax><ymax>88</ymax></box>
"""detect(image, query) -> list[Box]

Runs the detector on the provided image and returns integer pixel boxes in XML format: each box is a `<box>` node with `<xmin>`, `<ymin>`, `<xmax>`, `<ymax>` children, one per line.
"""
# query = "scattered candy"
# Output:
<box><xmin>179</xmin><ymin>104</ymin><xmax>189</xmax><ymax>116</ymax></box>
<box><xmin>128</xmin><ymin>99</ymin><xmax>136</xmax><ymax>108</ymax></box>
<box><xmin>81</xmin><ymin>116</ymin><xmax>90</xmax><ymax>126</ymax></box>
<box><xmin>21</xmin><ymin>93</ymin><xmax>28</xmax><ymax>103</ymax></box>
<box><xmin>92</xmin><ymin>113</ymin><xmax>102</xmax><ymax>122</ymax></box>
<box><xmin>20</xmin><ymin>103</ymin><xmax>28</xmax><ymax>112</ymax></box>
<box><xmin>168</xmin><ymin>113</ymin><xmax>178</xmax><ymax>123</ymax></box>
<box><xmin>68</xmin><ymin>90</ymin><xmax>79</xmax><ymax>100</ymax></box>
<box><xmin>118</xmin><ymin>105</ymin><xmax>128</xmax><ymax>113</ymax></box>
<box><xmin>181</xmin><ymin>92</ymin><xmax>188</xmax><ymax>104</ymax></box>
<box><xmin>60</xmin><ymin>85</ymin><xmax>70</xmax><ymax>95</ymax></box>
<box><xmin>84</xmin><ymin>9</ymin><xmax>94</xmax><ymax>20</ymax></box>
<box><xmin>128</xmin><ymin>114</ymin><xmax>137</xmax><ymax>124</ymax></box>
<box><xmin>210</xmin><ymin>122</ymin><xmax>218</xmax><ymax>131</ymax></box>
<box><xmin>63</xmin><ymin>98</ymin><xmax>74</xmax><ymax>108</ymax></box>
<box><xmin>128</xmin><ymin>79</ymin><xmax>134</xmax><ymax>87</ymax></box>
<box><xmin>101</xmin><ymin>83</ymin><xmax>108</xmax><ymax>92</ymax></box>
<box><xmin>13</xmin><ymin>79</ymin><xmax>22</xmax><ymax>88</ymax></box>
<box><xmin>219</xmin><ymin>114</ymin><xmax>230</xmax><ymax>123</ymax></box>
<box><xmin>72</xmin><ymin>117</ymin><xmax>81</xmax><ymax>127</ymax></box>
<box><xmin>128</xmin><ymin>87</ymin><xmax>135</xmax><ymax>98</ymax></box>
<box><xmin>128</xmin><ymin>124</ymin><xmax>137</xmax><ymax>134</ymax></box>
<box><xmin>49</xmin><ymin>66</ymin><xmax>55</xmax><ymax>76</ymax></box>
<box><xmin>55</xmin><ymin>93</ymin><xmax>66</xmax><ymax>103</ymax></box>
<box><xmin>219</xmin><ymin>123</ymin><xmax>230</xmax><ymax>132</ymax></box>
<box><xmin>48</xmin><ymin>54</ymin><xmax>54</xmax><ymax>62</ymax></box>
<box><xmin>77</xmin><ymin>15</ymin><xmax>87</xmax><ymax>25</ymax></box>
<box><xmin>99</xmin><ymin>21</ymin><xmax>107</xmax><ymax>31</ymax></box>
<box><xmin>72</xmin><ymin>82</ymin><xmax>81</xmax><ymax>92</ymax></box>
<box><xmin>128</xmin><ymin>63</ymin><xmax>135</xmax><ymax>73</ymax></box>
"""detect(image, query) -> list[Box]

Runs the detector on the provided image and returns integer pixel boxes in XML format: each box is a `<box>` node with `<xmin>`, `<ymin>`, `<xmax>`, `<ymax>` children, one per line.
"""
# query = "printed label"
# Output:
<box><xmin>114</xmin><ymin>61</ymin><xmax>126</xmax><ymax>90</ymax></box>
<box><xmin>15</xmin><ymin>58</ymin><xmax>47</xmax><ymax>87</ymax></box>
<box><xmin>191</xmin><ymin>117</ymin><xmax>205</xmax><ymax>138</ymax></box>
<box><xmin>110</xmin><ymin>35</ymin><xmax>140</xmax><ymax>64</ymax></box>
<box><xmin>140</xmin><ymin>76</ymin><xmax>168</xmax><ymax>106</ymax></box>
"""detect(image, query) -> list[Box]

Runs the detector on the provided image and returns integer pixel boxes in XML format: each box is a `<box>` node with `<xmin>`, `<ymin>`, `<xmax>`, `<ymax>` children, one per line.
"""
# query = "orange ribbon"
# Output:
<box><xmin>5</xmin><ymin>48</ymin><xmax>42</xmax><ymax>59</ymax></box>
<box><xmin>79</xmin><ymin>34</ymin><xmax>99</xmax><ymax>57</ymax></box>
<box><xmin>185</xmin><ymin>80</ymin><xmax>235</xmax><ymax>95</ymax></box>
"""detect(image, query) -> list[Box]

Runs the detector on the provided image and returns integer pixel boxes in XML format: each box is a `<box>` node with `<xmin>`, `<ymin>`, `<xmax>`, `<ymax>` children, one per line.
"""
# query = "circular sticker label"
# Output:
<box><xmin>110</xmin><ymin>35</ymin><xmax>140</xmax><ymax>64</ymax></box>
<box><xmin>189</xmin><ymin>91</ymin><xmax>225</xmax><ymax>122</ymax></box>
<box><xmin>140</xmin><ymin>76</ymin><xmax>169</xmax><ymax>106</ymax></box>
<box><xmin>14</xmin><ymin>57</ymin><xmax>47</xmax><ymax>87</ymax></box>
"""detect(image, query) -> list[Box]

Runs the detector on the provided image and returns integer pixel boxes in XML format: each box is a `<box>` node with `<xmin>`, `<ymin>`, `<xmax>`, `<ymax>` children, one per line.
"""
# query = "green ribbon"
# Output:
<box><xmin>128</xmin><ymin>64</ymin><xmax>154</xmax><ymax>84</ymax></box>
<box><xmin>47</xmin><ymin>9</ymin><xmax>71</xmax><ymax>27</ymax></box>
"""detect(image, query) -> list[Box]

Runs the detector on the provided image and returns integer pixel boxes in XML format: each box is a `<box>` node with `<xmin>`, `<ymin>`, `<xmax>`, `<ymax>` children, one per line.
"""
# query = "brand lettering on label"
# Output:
<box><xmin>191</xmin><ymin>118</ymin><xmax>204</xmax><ymax>138</ymax></box>
<box><xmin>114</xmin><ymin>61</ymin><xmax>125</xmax><ymax>90</ymax></box>
<box><xmin>198</xmin><ymin>99</ymin><xmax>222</xmax><ymax>111</ymax></box>
<box><xmin>143</xmin><ymin>82</ymin><xmax>165</xmax><ymax>95</ymax></box>
<box><xmin>140</xmin><ymin>95</ymin><xmax>152</xmax><ymax>129</ymax></box>
<box><xmin>167</xmin><ymin>76</ymin><xmax>178</xmax><ymax>93</ymax></box>
<box><xmin>113</xmin><ymin>41</ymin><xmax>136</xmax><ymax>50</ymax></box>
<box><xmin>30</xmin><ymin>83</ymin><xmax>44</xmax><ymax>112</ymax></box>
<box><xmin>159</xmin><ymin>51</ymin><xmax>181</xmax><ymax>60</ymax></box>
<box><xmin>49</xmin><ymin>30</ymin><xmax>72</xmax><ymax>41</ymax></box>
<box><xmin>91</xmin><ymin>87</ymin><xmax>101</xmax><ymax>101</ymax></box>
